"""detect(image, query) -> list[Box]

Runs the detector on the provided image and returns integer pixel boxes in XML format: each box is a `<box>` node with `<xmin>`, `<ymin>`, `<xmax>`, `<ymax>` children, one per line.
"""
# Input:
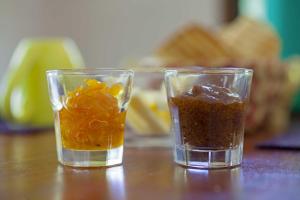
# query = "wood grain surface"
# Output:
<box><xmin>1</xmin><ymin>131</ymin><xmax>300</xmax><ymax>200</ymax></box>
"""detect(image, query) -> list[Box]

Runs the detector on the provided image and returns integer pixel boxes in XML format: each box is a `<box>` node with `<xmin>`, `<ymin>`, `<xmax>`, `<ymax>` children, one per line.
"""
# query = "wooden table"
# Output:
<box><xmin>1</xmin><ymin>131</ymin><xmax>300</xmax><ymax>200</ymax></box>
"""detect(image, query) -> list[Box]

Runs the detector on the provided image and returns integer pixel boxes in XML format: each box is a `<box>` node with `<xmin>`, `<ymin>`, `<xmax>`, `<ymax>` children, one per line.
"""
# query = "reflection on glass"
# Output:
<box><xmin>53</xmin><ymin>165</ymin><xmax>126</xmax><ymax>200</ymax></box>
<box><xmin>106</xmin><ymin>166</ymin><xmax>126</xmax><ymax>200</ymax></box>
<box><xmin>174</xmin><ymin>166</ymin><xmax>242</xmax><ymax>199</ymax></box>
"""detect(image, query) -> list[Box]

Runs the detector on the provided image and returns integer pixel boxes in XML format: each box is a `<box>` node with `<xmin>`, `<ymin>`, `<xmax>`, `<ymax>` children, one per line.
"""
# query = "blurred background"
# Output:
<box><xmin>1</xmin><ymin>0</ymin><xmax>300</xmax><ymax>139</ymax></box>
<box><xmin>0</xmin><ymin>0</ymin><xmax>232</xmax><ymax>75</ymax></box>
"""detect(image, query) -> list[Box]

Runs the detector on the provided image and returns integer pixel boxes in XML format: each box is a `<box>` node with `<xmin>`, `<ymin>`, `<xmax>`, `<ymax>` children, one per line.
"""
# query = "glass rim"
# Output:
<box><xmin>131</xmin><ymin>67</ymin><xmax>165</xmax><ymax>73</ymax></box>
<box><xmin>46</xmin><ymin>68</ymin><xmax>134</xmax><ymax>76</ymax></box>
<box><xmin>165</xmin><ymin>67</ymin><xmax>253</xmax><ymax>75</ymax></box>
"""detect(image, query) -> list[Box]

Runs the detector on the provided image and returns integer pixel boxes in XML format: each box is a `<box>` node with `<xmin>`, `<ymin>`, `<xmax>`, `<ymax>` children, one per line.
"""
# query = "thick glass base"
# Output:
<box><xmin>174</xmin><ymin>144</ymin><xmax>243</xmax><ymax>169</ymax></box>
<box><xmin>58</xmin><ymin>146</ymin><xmax>123</xmax><ymax>167</ymax></box>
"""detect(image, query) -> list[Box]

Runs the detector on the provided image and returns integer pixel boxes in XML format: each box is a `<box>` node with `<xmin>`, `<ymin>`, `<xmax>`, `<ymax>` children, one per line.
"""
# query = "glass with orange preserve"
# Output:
<box><xmin>46</xmin><ymin>69</ymin><xmax>133</xmax><ymax>167</ymax></box>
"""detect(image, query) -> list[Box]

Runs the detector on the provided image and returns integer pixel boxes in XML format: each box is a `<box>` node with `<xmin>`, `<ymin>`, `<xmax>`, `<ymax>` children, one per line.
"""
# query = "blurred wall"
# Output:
<box><xmin>0</xmin><ymin>0</ymin><xmax>225</xmax><ymax>76</ymax></box>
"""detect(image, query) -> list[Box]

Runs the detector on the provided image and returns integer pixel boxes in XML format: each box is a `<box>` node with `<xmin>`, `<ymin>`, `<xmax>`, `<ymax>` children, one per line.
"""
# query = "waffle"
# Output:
<box><xmin>133</xmin><ymin>17</ymin><xmax>294</xmax><ymax>135</ymax></box>
<box><xmin>155</xmin><ymin>24</ymin><xmax>233</xmax><ymax>66</ymax></box>
<box><xmin>219</xmin><ymin>16</ymin><xmax>281</xmax><ymax>60</ymax></box>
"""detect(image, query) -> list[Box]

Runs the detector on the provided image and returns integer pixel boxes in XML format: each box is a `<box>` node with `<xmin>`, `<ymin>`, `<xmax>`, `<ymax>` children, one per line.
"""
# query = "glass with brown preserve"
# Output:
<box><xmin>165</xmin><ymin>67</ymin><xmax>253</xmax><ymax>169</ymax></box>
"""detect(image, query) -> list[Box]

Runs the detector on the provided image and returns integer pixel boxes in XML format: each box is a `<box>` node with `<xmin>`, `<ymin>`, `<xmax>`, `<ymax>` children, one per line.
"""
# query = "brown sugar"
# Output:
<box><xmin>169</xmin><ymin>84</ymin><xmax>246</xmax><ymax>149</ymax></box>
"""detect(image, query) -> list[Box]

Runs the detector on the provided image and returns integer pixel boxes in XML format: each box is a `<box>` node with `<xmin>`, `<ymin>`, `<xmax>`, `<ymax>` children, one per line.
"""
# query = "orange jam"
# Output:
<box><xmin>59</xmin><ymin>79</ymin><xmax>125</xmax><ymax>150</ymax></box>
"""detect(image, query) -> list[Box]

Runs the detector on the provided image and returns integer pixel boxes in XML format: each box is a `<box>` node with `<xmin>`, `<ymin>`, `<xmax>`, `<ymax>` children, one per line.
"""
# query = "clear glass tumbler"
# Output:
<box><xmin>165</xmin><ymin>67</ymin><xmax>253</xmax><ymax>169</ymax></box>
<box><xmin>127</xmin><ymin>68</ymin><xmax>170</xmax><ymax>135</ymax></box>
<box><xmin>46</xmin><ymin>69</ymin><xmax>133</xmax><ymax>167</ymax></box>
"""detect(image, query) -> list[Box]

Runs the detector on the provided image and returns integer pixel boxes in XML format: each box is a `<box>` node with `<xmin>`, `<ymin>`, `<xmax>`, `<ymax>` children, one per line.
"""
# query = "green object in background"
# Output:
<box><xmin>0</xmin><ymin>38</ymin><xmax>84</xmax><ymax>126</ymax></box>
<box><xmin>239</xmin><ymin>0</ymin><xmax>300</xmax><ymax>58</ymax></box>
<box><xmin>264</xmin><ymin>0</ymin><xmax>300</xmax><ymax>113</ymax></box>
<box><xmin>265</xmin><ymin>0</ymin><xmax>300</xmax><ymax>59</ymax></box>
<box><xmin>239</xmin><ymin>0</ymin><xmax>300</xmax><ymax>113</ymax></box>
<box><xmin>291</xmin><ymin>92</ymin><xmax>300</xmax><ymax>113</ymax></box>
<box><xmin>287</xmin><ymin>56</ymin><xmax>300</xmax><ymax>114</ymax></box>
